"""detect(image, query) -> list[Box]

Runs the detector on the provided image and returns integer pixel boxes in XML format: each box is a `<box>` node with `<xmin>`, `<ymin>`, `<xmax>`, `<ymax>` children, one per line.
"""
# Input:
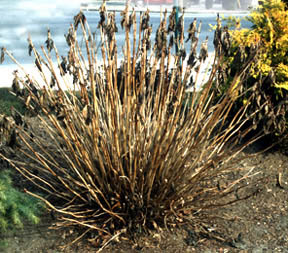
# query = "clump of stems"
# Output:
<box><xmin>1</xmin><ymin>5</ymin><xmax>264</xmax><ymax>247</ymax></box>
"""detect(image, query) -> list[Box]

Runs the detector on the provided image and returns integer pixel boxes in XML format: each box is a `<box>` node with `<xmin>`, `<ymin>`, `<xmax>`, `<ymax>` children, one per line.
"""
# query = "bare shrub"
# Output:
<box><xmin>1</xmin><ymin>6</ymin><xmax>264</xmax><ymax>247</ymax></box>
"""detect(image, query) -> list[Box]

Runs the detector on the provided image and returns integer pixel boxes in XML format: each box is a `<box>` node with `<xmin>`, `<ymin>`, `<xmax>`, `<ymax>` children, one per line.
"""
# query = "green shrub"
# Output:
<box><xmin>0</xmin><ymin>169</ymin><xmax>42</xmax><ymax>233</ymax></box>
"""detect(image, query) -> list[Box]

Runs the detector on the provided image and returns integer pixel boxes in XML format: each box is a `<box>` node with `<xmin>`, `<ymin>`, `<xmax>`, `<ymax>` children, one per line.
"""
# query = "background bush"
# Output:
<box><xmin>215</xmin><ymin>0</ymin><xmax>288</xmax><ymax>138</ymax></box>
<box><xmin>0</xmin><ymin>88</ymin><xmax>26</xmax><ymax>116</ymax></box>
<box><xmin>0</xmin><ymin>88</ymin><xmax>40</xmax><ymax>236</ymax></box>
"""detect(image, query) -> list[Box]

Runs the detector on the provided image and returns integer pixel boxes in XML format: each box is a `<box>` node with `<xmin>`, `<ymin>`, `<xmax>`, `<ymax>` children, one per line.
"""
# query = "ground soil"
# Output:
<box><xmin>1</xmin><ymin>119</ymin><xmax>288</xmax><ymax>253</ymax></box>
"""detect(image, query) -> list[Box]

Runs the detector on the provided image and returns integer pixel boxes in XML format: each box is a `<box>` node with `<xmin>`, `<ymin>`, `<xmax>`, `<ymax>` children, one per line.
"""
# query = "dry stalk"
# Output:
<box><xmin>1</xmin><ymin>6</ymin><xmax>265</xmax><ymax>247</ymax></box>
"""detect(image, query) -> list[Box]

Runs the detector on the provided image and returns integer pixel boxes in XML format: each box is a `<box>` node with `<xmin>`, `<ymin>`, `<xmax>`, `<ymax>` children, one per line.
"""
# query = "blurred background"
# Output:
<box><xmin>0</xmin><ymin>0</ymin><xmax>255</xmax><ymax>86</ymax></box>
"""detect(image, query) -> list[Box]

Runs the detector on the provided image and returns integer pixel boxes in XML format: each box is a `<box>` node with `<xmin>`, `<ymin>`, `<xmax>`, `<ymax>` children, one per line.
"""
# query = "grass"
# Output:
<box><xmin>0</xmin><ymin>5</ymin><xmax>266</xmax><ymax>249</ymax></box>
<box><xmin>0</xmin><ymin>88</ymin><xmax>26</xmax><ymax>116</ymax></box>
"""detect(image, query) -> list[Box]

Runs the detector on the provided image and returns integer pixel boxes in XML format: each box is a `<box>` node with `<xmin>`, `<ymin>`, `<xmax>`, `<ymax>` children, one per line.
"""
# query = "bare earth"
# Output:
<box><xmin>1</xmin><ymin>131</ymin><xmax>288</xmax><ymax>252</ymax></box>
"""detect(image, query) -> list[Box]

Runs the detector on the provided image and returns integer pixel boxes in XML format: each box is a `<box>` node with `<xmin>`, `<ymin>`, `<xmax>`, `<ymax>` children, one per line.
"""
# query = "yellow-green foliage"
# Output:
<box><xmin>216</xmin><ymin>1</ymin><xmax>288</xmax><ymax>136</ymax></box>
<box><xmin>231</xmin><ymin>0</ymin><xmax>288</xmax><ymax>90</ymax></box>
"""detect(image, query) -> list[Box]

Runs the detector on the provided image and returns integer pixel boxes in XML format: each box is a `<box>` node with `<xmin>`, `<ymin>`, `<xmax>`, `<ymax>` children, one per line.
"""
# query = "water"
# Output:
<box><xmin>0</xmin><ymin>0</ymin><xmax>251</xmax><ymax>87</ymax></box>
